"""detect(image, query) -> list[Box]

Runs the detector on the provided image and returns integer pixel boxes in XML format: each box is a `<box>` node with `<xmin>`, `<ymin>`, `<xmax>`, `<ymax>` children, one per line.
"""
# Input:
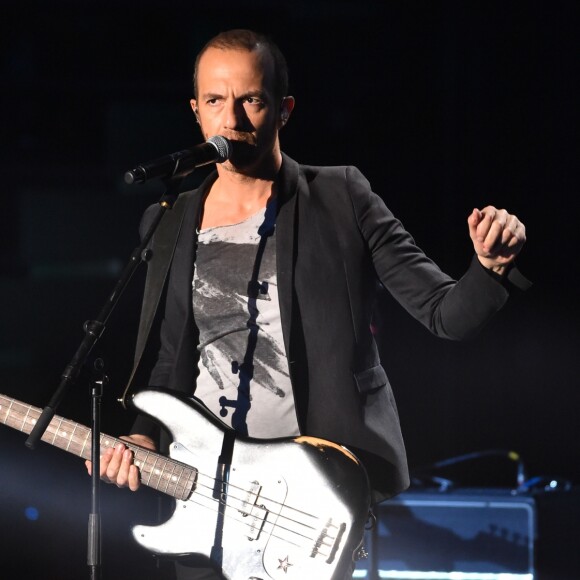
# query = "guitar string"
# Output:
<box><xmin>0</xmin><ymin>397</ymin><xmax>341</xmax><ymax>556</ymax></box>
<box><xmin>110</xmin><ymin>437</ymin><xmax>335</xmax><ymax>553</ymax></box>
<box><xmin>32</xmin><ymin>420</ymin><xmax>332</xmax><ymax>555</ymax></box>
<box><xmin>0</xmin><ymin>398</ymin><xmax>338</xmax><ymax>558</ymax></box>
<box><xmin>168</xmin><ymin>466</ymin><xmax>338</xmax><ymax>556</ymax></box>
<box><xmin>117</xmin><ymin>437</ymin><xmax>344</xmax><ymax>551</ymax></box>
<box><xmin>189</xmin><ymin>474</ymin><xmax>324</xmax><ymax>546</ymax></box>
<box><xmin>0</xmin><ymin>397</ymin><xmax>194</xmax><ymax>499</ymax></box>
<box><xmin>182</xmin><ymin>483</ymin><xmax>335</xmax><ymax>556</ymax></box>
<box><xmin>1</xmin><ymin>398</ymin><xmax>202</xmax><ymax>495</ymax></box>
<box><xmin>1</xmin><ymin>395</ymin><xmax>338</xmax><ymax>526</ymax></box>
<box><xmin>0</xmin><ymin>399</ymin><xmax>329</xmax><ymax>556</ymax></box>
<box><xmin>1</xmin><ymin>395</ymin><xmax>324</xmax><ymax>526</ymax></box>
<box><xmin>64</xmin><ymin>414</ymin><xmax>327</xmax><ymax>525</ymax></box>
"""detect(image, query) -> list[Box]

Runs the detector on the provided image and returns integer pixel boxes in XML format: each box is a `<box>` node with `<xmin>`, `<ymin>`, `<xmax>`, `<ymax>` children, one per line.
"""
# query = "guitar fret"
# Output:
<box><xmin>160</xmin><ymin>459</ymin><xmax>171</xmax><ymax>488</ymax></box>
<box><xmin>74</xmin><ymin>427</ymin><xmax>90</xmax><ymax>457</ymax></box>
<box><xmin>65</xmin><ymin>425</ymin><xmax>77</xmax><ymax>452</ymax></box>
<box><xmin>21</xmin><ymin>405</ymin><xmax>31</xmax><ymax>431</ymax></box>
<box><xmin>1</xmin><ymin>398</ymin><xmax>39</xmax><ymax>436</ymax></box>
<box><xmin>139</xmin><ymin>450</ymin><xmax>152</xmax><ymax>486</ymax></box>
<box><xmin>149</xmin><ymin>455</ymin><xmax>160</xmax><ymax>488</ymax></box>
<box><xmin>174</xmin><ymin>465</ymin><xmax>187</xmax><ymax>499</ymax></box>
<box><xmin>29</xmin><ymin>408</ymin><xmax>39</xmax><ymax>428</ymax></box>
<box><xmin>172</xmin><ymin>466</ymin><xmax>182</xmax><ymax>498</ymax></box>
<box><xmin>166</xmin><ymin>463</ymin><xmax>179</xmax><ymax>496</ymax></box>
<box><xmin>170</xmin><ymin>462</ymin><xmax>184</xmax><ymax>497</ymax></box>
<box><xmin>59</xmin><ymin>418</ymin><xmax>74</xmax><ymax>451</ymax></box>
<box><xmin>172</xmin><ymin>463</ymin><xmax>184</xmax><ymax>497</ymax></box>
<box><xmin>69</xmin><ymin>429</ymin><xmax>83</xmax><ymax>456</ymax></box>
<box><xmin>49</xmin><ymin>419</ymin><xmax>65</xmax><ymax>450</ymax></box>
<box><xmin>162</xmin><ymin>461</ymin><xmax>174</xmax><ymax>490</ymax></box>
<box><xmin>164</xmin><ymin>460</ymin><xmax>177</xmax><ymax>494</ymax></box>
<box><xmin>180</xmin><ymin>467</ymin><xmax>195</xmax><ymax>501</ymax></box>
<box><xmin>100</xmin><ymin>435</ymin><xmax>116</xmax><ymax>453</ymax></box>
<box><xmin>65</xmin><ymin>423</ymin><xmax>74</xmax><ymax>451</ymax></box>
<box><xmin>51</xmin><ymin>417</ymin><xmax>63</xmax><ymax>445</ymax></box>
<box><xmin>53</xmin><ymin>421</ymin><xmax>64</xmax><ymax>447</ymax></box>
<box><xmin>80</xmin><ymin>428</ymin><xmax>91</xmax><ymax>459</ymax></box>
<box><xmin>6</xmin><ymin>399</ymin><xmax>15</xmax><ymax>429</ymax></box>
<box><xmin>155</xmin><ymin>459</ymin><xmax>169</xmax><ymax>491</ymax></box>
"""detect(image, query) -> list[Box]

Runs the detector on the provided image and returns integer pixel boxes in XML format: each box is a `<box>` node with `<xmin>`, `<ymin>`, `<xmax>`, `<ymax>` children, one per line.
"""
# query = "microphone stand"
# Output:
<box><xmin>25</xmin><ymin>175</ymin><xmax>184</xmax><ymax>579</ymax></box>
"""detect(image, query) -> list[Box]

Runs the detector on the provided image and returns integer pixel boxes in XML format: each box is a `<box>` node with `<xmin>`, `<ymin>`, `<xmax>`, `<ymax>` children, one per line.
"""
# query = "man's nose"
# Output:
<box><xmin>223</xmin><ymin>100</ymin><xmax>247</xmax><ymax>131</ymax></box>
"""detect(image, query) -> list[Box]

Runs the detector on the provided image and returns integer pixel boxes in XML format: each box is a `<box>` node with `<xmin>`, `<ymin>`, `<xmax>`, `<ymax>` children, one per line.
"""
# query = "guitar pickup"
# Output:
<box><xmin>238</xmin><ymin>480</ymin><xmax>262</xmax><ymax>515</ymax></box>
<box><xmin>238</xmin><ymin>480</ymin><xmax>268</xmax><ymax>541</ymax></box>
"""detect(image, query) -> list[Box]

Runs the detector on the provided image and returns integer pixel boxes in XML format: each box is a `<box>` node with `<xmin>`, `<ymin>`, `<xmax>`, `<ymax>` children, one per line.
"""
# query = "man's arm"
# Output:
<box><xmin>345</xmin><ymin>166</ymin><xmax>527</xmax><ymax>339</ymax></box>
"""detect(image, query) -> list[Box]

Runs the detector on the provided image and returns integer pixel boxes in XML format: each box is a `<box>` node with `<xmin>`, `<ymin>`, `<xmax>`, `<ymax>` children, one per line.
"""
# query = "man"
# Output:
<box><xmin>87</xmin><ymin>29</ymin><xmax>527</xmax><ymax>579</ymax></box>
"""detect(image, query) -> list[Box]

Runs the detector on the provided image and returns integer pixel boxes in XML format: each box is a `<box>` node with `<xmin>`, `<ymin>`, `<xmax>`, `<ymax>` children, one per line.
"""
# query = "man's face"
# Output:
<box><xmin>191</xmin><ymin>47</ymin><xmax>286</xmax><ymax>174</ymax></box>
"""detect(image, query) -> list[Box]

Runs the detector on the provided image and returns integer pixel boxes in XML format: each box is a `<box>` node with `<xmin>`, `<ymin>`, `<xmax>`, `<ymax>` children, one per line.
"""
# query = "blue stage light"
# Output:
<box><xmin>24</xmin><ymin>506</ymin><xmax>39</xmax><ymax>521</ymax></box>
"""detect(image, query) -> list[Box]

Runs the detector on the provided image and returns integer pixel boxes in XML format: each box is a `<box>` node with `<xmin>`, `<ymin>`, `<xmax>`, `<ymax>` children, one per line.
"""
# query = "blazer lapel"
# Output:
<box><xmin>170</xmin><ymin>171</ymin><xmax>219</xmax><ymax>324</ymax></box>
<box><xmin>122</xmin><ymin>173</ymin><xmax>216</xmax><ymax>404</ymax></box>
<box><xmin>276</xmin><ymin>153</ymin><xmax>301</xmax><ymax>357</ymax></box>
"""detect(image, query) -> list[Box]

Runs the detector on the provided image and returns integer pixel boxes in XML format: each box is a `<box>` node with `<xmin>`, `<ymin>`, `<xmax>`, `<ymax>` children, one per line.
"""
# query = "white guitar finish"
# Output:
<box><xmin>0</xmin><ymin>388</ymin><xmax>371</xmax><ymax>580</ymax></box>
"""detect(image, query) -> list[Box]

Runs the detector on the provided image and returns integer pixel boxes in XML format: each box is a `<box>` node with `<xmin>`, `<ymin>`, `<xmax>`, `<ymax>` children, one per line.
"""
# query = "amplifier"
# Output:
<box><xmin>354</xmin><ymin>489</ymin><xmax>535</xmax><ymax>580</ymax></box>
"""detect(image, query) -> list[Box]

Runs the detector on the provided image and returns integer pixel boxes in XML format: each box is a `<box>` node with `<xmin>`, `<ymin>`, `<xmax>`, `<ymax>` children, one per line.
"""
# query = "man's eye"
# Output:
<box><xmin>245</xmin><ymin>97</ymin><xmax>262</xmax><ymax>105</ymax></box>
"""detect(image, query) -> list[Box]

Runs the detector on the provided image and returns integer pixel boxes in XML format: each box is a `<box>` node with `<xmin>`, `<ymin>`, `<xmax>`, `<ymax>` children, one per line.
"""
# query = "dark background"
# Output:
<box><xmin>1</xmin><ymin>1</ymin><xmax>578</xmax><ymax>578</ymax></box>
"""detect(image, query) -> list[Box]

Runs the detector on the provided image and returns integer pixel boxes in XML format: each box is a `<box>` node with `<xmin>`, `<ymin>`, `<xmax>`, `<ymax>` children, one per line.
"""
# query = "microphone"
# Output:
<box><xmin>124</xmin><ymin>135</ymin><xmax>231</xmax><ymax>184</ymax></box>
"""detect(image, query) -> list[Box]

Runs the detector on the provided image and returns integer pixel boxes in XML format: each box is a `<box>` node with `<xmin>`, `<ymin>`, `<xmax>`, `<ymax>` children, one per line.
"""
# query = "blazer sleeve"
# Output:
<box><xmin>346</xmin><ymin>166</ymin><xmax>509</xmax><ymax>340</ymax></box>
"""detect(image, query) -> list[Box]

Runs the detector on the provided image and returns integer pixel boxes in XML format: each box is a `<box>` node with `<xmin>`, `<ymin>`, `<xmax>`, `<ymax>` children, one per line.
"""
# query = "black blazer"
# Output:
<box><xmin>129</xmin><ymin>154</ymin><xmax>509</xmax><ymax>502</ymax></box>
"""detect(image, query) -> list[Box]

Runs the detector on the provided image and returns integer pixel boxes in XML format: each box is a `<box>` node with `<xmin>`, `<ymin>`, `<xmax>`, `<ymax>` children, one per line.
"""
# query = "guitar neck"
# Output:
<box><xmin>0</xmin><ymin>394</ymin><xmax>196</xmax><ymax>501</ymax></box>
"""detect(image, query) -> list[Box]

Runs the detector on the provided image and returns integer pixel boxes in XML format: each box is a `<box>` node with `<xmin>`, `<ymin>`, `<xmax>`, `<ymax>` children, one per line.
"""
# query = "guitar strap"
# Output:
<box><xmin>120</xmin><ymin>193</ymin><xmax>191</xmax><ymax>407</ymax></box>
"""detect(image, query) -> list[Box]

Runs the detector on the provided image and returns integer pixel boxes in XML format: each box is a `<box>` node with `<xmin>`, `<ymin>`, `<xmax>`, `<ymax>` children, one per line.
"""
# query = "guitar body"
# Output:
<box><xmin>130</xmin><ymin>389</ymin><xmax>371</xmax><ymax>580</ymax></box>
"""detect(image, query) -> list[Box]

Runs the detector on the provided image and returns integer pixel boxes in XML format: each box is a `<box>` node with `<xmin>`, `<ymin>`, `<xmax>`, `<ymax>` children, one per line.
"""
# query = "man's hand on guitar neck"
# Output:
<box><xmin>85</xmin><ymin>434</ymin><xmax>156</xmax><ymax>492</ymax></box>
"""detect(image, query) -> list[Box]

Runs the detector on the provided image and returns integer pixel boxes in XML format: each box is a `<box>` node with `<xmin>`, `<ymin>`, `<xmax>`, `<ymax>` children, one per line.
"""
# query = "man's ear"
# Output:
<box><xmin>279</xmin><ymin>96</ymin><xmax>295</xmax><ymax>127</ymax></box>
<box><xmin>190</xmin><ymin>99</ymin><xmax>200</xmax><ymax>124</ymax></box>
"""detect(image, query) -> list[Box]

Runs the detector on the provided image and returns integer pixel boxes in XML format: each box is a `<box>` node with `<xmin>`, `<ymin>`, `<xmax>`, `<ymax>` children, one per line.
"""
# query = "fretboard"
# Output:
<box><xmin>0</xmin><ymin>394</ymin><xmax>196</xmax><ymax>501</ymax></box>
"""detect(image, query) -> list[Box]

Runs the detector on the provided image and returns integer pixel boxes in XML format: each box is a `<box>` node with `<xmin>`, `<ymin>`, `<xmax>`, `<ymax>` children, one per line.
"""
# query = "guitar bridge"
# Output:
<box><xmin>311</xmin><ymin>519</ymin><xmax>346</xmax><ymax>564</ymax></box>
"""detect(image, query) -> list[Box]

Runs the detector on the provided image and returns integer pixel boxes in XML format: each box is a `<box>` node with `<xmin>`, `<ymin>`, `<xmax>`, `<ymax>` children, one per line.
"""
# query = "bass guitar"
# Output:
<box><xmin>0</xmin><ymin>388</ymin><xmax>370</xmax><ymax>580</ymax></box>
